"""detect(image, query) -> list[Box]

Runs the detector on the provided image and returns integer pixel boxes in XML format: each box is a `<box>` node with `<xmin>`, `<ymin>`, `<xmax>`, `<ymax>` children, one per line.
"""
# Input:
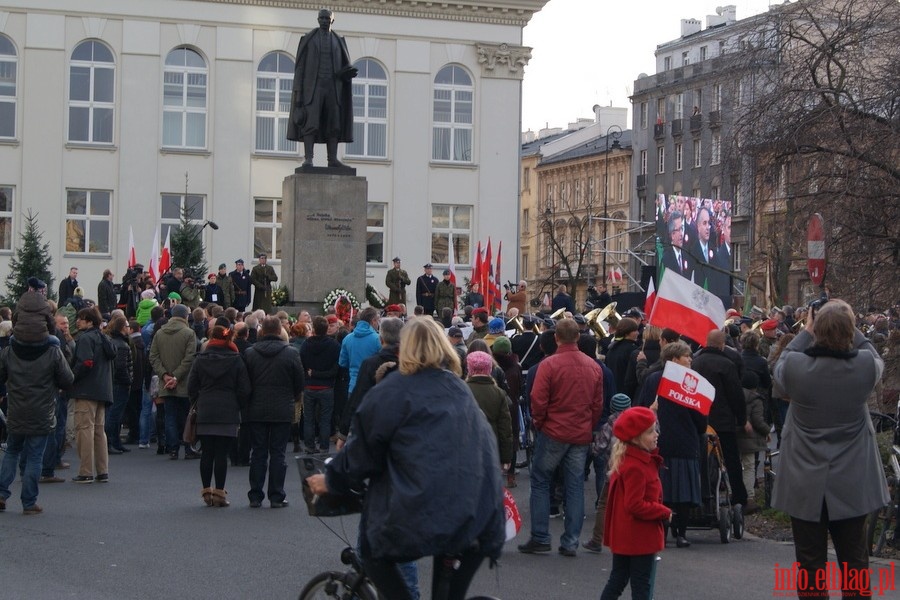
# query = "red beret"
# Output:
<box><xmin>725</xmin><ymin>308</ymin><xmax>741</xmax><ymax>318</ymax></box>
<box><xmin>613</xmin><ymin>407</ymin><xmax>657</xmax><ymax>442</ymax></box>
<box><xmin>386</xmin><ymin>304</ymin><xmax>403</xmax><ymax>313</ymax></box>
<box><xmin>207</xmin><ymin>274</ymin><xmax>216</xmax><ymax>280</ymax></box>
<box><xmin>760</xmin><ymin>319</ymin><xmax>778</xmax><ymax>331</ymax></box>
<box><xmin>472</xmin><ymin>307</ymin><xmax>489</xmax><ymax>316</ymax></box>
<box><xmin>326</xmin><ymin>315</ymin><xmax>339</xmax><ymax>324</ymax></box>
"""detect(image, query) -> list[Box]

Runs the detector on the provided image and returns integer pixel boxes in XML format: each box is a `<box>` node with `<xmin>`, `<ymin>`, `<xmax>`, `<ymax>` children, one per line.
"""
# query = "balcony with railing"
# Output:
<box><xmin>690</xmin><ymin>114</ymin><xmax>702</xmax><ymax>132</ymax></box>
<box><xmin>654</xmin><ymin>123</ymin><xmax>666</xmax><ymax>139</ymax></box>
<box><xmin>708</xmin><ymin>110</ymin><xmax>721</xmax><ymax>128</ymax></box>
<box><xmin>671</xmin><ymin>119</ymin><xmax>683</xmax><ymax>137</ymax></box>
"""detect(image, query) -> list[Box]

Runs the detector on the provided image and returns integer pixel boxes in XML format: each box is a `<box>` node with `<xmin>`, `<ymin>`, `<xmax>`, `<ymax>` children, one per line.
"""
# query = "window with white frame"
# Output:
<box><xmin>522</xmin><ymin>208</ymin><xmax>530</xmax><ymax>233</ymax></box>
<box><xmin>700</xmin><ymin>46</ymin><xmax>707</xmax><ymax>61</ymax></box>
<box><xmin>682</xmin><ymin>51</ymin><xmax>689</xmax><ymax>66</ymax></box>
<box><xmin>0</xmin><ymin>186</ymin><xmax>12</xmax><ymax>250</ymax></box>
<box><xmin>69</xmin><ymin>40</ymin><xmax>114</xmax><ymax>144</ymax></box>
<box><xmin>160</xmin><ymin>193</ymin><xmax>205</xmax><ymax>243</ymax></box>
<box><xmin>560</xmin><ymin>182</ymin><xmax>569</xmax><ymax>209</ymax></box>
<box><xmin>712</xmin><ymin>84</ymin><xmax>722</xmax><ymax>111</ymax></box>
<box><xmin>65</xmin><ymin>189</ymin><xmax>111</xmax><ymax>254</ymax></box>
<box><xmin>711</xmin><ymin>185</ymin><xmax>720</xmax><ymax>200</ymax></box>
<box><xmin>674</xmin><ymin>93</ymin><xmax>683</xmax><ymax>120</ymax></box>
<box><xmin>693</xmin><ymin>139</ymin><xmax>702</xmax><ymax>168</ymax></box>
<box><xmin>663</xmin><ymin>56</ymin><xmax>671</xmax><ymax>71</ymax></box>
<box><xmin>255</xmin><ymin>52</ymin><xmax>297</xmax><ymax>153</ymax></box>
<box><xmin>657</xmin><ymin>146</ymin><xmax>665</xmax><ymax>174</ymax></box>
<box><xmin>366</xmin><ymin>202</ymin><xmax>386</xmax><ymax>264</ymax></box>
<box><xmin>733</xmin><ymin>243</ymin><xmax>743</xmax><ymax>272</ymax></box>
<box><xmin>640</xmin><ymin>102</ymin><xmax>648</xmax><ymax>129</ymax></box>
<box><xmin>431</xmin><ymin>205</ymin><xmax>471</xmax><ymax>264</ymax></box>
<box><xmin>254</xmin><ymin>198</ymin><xmax>282</xmax><ymax>260</ymax></box>
<box><xmin>348</xmin><ymin>59</ymin><xmax>387</xmax><ymax>158</ymax></box>
<box><xmin>545</xmin><ymin>183</ymin><xmax>553</xmax><ymax>211</ymax></box>
<box><xmin>639</xmin><ymin>150</ymin><xmax>647</xmax><ymax>175</ymax></box>
<box><xmin>711</xmin><ymin>133</ymin><xmax>721</xmax><ymax>165</ymax></box>
<box><xmin>432</xmin><ymin>65</ymin><xmax>472</xmax><ymax>162</ymax></box>
<box><xmin>163</xmin><ymin>48</ymin><xmax>207</xmax><ymax>149</ymax></box>
<box><xmin>675</xmin><ymin>143</ymin><xmax>683</xmax><ymax>171</ymax></box>
<box><xmin>656</xmin><ymin>98</ymin><xmax>665</xmax><ymax>122</ymax></box>
<box><xmin>0</xmin><ymin>35</ymin><xmax>16</xmax><ymax>139</ymax></box>
<box><xmin>574</xmin><ymin>179</ymin><xmax>582</xmax><ymax>206</ymax></box>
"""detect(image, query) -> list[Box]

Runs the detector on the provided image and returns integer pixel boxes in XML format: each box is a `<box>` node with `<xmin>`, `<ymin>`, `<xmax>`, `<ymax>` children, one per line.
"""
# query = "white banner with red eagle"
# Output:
<box><xmin>656</xmin><ymin>361</ymin><xmax>715</xmax><ymax>415</ymax></box>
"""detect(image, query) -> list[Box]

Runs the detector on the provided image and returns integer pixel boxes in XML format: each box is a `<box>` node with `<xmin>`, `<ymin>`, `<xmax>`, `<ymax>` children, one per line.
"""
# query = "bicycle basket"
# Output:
<box><xmin>296</xmin><ymin>454</ymin><xmax>363</xmax><ymax>518</ymax></box>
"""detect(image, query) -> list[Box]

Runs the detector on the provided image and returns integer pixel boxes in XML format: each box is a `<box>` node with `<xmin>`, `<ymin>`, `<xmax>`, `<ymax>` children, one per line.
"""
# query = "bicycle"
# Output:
<box><xmin>866</xmin><ymin>445</ymin><xmax>900</xmax><ymax>558</ymax></box>
<box><xmin>514</xmin><ymin>397</ymin><xmax>534</xmax><ymax>473</ymax></box>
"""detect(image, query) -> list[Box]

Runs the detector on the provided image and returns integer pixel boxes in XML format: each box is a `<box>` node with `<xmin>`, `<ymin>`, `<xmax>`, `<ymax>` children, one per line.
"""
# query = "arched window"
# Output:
<box><xmin>163</xmin><ymin>47</ymin><xmax>207</xmax><ymax>148</ymax></box>
<box><xmin>432</xmin><ymin>65</ymin><xmax>472</xmax><ymax>162</ymax></box>
<box><xmin>347</xmin><ymin>58</ymin><xmax>387</xmax><ymax>158</ymax></box>
<box><xmin>69</xmin><ymin>40</ymin><xmax>114</xmax><ymax>143</ymax></box>
<box><xmin>0</xmin><ymin>35</ymin><xmax>16</xmax><ymax>138</ymax></box>
<box><xmin>255</xmin><ymin>52</ymin><xmax>296</xmax><ymax>153</ymax></box>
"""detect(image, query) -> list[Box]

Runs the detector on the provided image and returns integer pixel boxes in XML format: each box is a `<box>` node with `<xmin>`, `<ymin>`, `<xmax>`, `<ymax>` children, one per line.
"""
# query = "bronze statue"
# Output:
<box><xmin>287</xmin><ymin>9</ymin><xmax>357</xmax><ymax>168</ymax></box>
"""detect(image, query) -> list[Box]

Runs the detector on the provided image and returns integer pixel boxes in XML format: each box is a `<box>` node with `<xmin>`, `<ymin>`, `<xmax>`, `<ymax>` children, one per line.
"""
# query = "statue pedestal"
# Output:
<box><xmin>282</xmin><ymin>171</ymin><xmax>367</xmax><ymax>315</ymax></box>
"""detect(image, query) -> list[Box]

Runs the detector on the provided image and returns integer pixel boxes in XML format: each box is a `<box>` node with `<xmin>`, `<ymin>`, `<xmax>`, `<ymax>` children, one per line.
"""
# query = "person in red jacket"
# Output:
<box><xmin>600</xmin><ymin>407</ymin><xmax>672</xmax><ymax>600</ymax></box>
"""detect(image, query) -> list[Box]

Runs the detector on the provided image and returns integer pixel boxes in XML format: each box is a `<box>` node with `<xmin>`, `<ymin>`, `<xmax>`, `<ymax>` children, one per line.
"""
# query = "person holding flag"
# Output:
<box><xmin>635</xmin><ymin>341</ymin><xmax>708</xmax><ymax>549</ymax></box>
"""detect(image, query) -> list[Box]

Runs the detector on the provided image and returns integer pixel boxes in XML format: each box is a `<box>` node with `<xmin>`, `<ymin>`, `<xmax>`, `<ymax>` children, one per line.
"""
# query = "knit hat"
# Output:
<box><xmin>611</xmin><ymin>393</ymin><xmax>632</xmax><ymax>413</ymax></box>
<box><xmin>448</xmin><ymin>326</ymin><xmax>463</xmax><ymax>339</ymax></box>
<box><xmin>171</xmin><ymin>304</ymin><xmax>190</xmax><ymax>319</ymax></box>
<box><xmin>488</xmin><ymin>318</ymin><xmax>505</xmax><ymax>334</ymax></box>
<box><xmin>613</xmin><ymin>407</ymin><xmax>657</xmax><ymax>442</ymax></box>
<box><xmin>466</xmin><ymin>351</ymin><xmax>493</xmax><ymax>377</ymax></box>
<box><xmin>141</xmin><ymin>289</ymin><xmax>156</xmax><ymax>300</ymax></box>
<box><xmin>27</xmin><ymin>277</ymin><xmax>46</xmax><ymax>290</ymax></box>
<box><xmin>492</xmin><ymin>336</ymin><xmax>512</xmax><ymax>355</ymax></box>
<box><xmin>167</xmin><ymin>292</ymin><xmax>182</xmax><ymax>301</ymax></box>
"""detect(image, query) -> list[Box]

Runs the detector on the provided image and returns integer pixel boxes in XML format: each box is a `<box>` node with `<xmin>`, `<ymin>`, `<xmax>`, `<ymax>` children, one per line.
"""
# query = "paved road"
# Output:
<box><xmin>0</xmin><ymin>446</ymin><xmax>828</xmax><ymax>599</ymax></box>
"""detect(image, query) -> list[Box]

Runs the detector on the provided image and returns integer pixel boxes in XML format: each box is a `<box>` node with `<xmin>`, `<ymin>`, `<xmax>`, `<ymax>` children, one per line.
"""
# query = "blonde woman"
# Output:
<box><xmin>307</xmin><ymin>318</ymin><xmax>504</xmax><ymax>600</ymax></box>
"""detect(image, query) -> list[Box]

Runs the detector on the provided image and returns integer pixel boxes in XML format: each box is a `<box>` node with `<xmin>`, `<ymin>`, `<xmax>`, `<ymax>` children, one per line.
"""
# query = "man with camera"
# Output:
<box><xmin>504</xmin><ymin>280</ymin><xmax>528</xmax><ymax>315</ymax></box>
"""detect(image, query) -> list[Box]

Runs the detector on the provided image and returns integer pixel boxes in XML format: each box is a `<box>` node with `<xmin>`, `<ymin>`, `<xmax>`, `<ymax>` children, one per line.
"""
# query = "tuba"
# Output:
<box><xmin>549</xmin><ymin>307</ymin><xmax>567</xmax><ymax>320</ymax></box>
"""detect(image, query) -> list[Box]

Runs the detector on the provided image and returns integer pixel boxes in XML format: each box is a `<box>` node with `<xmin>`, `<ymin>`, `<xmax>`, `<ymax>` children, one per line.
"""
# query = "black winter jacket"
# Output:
<box><xmin>243</xmin><ymin>337</ymin><xmax>304</xmax><ymax>423</ymax></box>
<box><xmin>0</xmin><ymin>341</ymin><xmax>74</xmax><ymax>435</ymax></box>
<box><xmin>327</xmin><ymin>368</ymin><xmax>505</xmax><ymax>562</ymax></box>
<box><xmin>110</xmin><ymin>331</ymin><xmax>133</xmax><ymax>388</ymax></box>
<box><xmin>604</xmin><ymin>337</ymin><xmax>640</xmax><ymax>391</ymax></box>
<box><xmin>188</xmin><ymin>343</ymin><xmax>251</xmax><ymax>425</ymax></box>
<box><xmin>692</xmin><ymin>347</ymin><xmax>746</xmax><ymax>433</ymax></box>
<box><xmin>70</xmin><ymin>327</ymin><xmax>116</xmax><ymax>404</ymax></box>
<box><xmin>339</xmin><ymin>346</ymin><xmax>397</xmax><ymax>438</ymax></box>
<box><xmin>299</xmin><ymin>334</ymin><xmax>341</xmax><ymax>387</ymax></box>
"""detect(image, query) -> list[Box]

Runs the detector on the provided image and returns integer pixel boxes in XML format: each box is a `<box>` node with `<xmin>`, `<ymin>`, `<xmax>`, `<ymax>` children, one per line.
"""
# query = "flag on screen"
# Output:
<box><xmin>657</xmin><ymin>361</ymin><xmax>715</xmax><ymax>415</ymax></box>
<box><xmin>649</xmin><ymin>270</ymin><xmax>725</xmax><ymax>345</ymax></box>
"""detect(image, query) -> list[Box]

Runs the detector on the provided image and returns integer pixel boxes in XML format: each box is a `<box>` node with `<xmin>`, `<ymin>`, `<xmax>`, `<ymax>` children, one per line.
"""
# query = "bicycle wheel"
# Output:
<box><xmin>298</xmin><ymin>571</ymin><xmax>378</xmax><ymax>600</ymax></box>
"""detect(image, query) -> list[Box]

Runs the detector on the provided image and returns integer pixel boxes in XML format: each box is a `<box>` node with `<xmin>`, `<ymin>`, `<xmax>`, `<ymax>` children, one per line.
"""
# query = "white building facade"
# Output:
<box><xmin>0</xmin><ymin>0</ymin><xmax>543</xmax><ymax>301</ymax></box>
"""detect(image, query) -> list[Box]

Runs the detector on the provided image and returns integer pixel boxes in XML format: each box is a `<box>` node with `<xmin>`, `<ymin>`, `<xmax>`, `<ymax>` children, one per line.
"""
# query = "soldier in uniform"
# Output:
<box><xmin>251</xmin><ymin>254</ymin><xmax>278</xmax><ymax>314</ymax></box>
<box><xmin>214</xmin><ymin>263</ymin><xmax>235</xmax><ymax>309</ymax></box>
<box><xmin>230</xmin><ymin>259</ymin><xmax>252</xmax><ymax>312</ymax></box>
<box><xmin>385</xmin><ymin>257</ymin><xmax>410</xmax><ymax>306</ymax></box>
<box><xmin>415</xmin><ymin>264</ymin><xmax>439</xmax><ymax>316</ymax></box>
<box><xmin>435</xmin><ymin>269</ymin><xmax>456</xmax><ymax>316</ymax></box>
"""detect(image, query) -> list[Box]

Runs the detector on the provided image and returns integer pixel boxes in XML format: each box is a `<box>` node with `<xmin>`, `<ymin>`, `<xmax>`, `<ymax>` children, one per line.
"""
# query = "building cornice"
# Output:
<box><xmin>188</xmin><ymin>0</ymin><xmax>549</xmax><ymax>27</ymax></box>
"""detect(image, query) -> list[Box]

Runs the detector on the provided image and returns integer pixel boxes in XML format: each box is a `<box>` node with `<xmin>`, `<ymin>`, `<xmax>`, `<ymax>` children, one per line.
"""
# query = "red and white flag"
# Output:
<box><xmin>127</xmin><ymin>226</ymin><xmax>137</xmax><ymax>269</ymax></box>
<box><xmin>148</xmin><ymin>226</ymin><xmax>160</xmax><ymax>282</ymax></box>
<box><xmin>648</xmin><ymin>272</ymin><xmax>725</xmax><ymax>345</ymax></box>
<box><xmin>447</xmin><ymin>243</ymin><xmax>458</xmax><ymax>307</ymax></box>
<box><xmin>158</xmin><ymin>228</ymin><xmax>172</xmax><ymax>277</ymax></box>
<box><xmin>644</xmin><ymin>278</ymin><xmax>656</xmax><ymax>317</ymax></box>
<box><xmin>657</xmin><ymin>361</ymin><xmax>715</xmax><ymax>415</ymax></box>
<box><xmin>503</xmin><ymin>488</ymin><xmax>522</xmax><ymax>541</ymax></box>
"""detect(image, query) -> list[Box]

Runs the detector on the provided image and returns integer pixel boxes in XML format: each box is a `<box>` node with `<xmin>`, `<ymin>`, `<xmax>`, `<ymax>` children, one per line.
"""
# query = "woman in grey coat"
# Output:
<box><xmin>773</xmin><ymin>299</ymin><xmax>886</xmax><ymax>598</ymax></box>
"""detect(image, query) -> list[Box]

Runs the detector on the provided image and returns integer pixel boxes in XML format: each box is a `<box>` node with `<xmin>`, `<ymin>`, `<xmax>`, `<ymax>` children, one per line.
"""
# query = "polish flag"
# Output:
<box><xmin>158</xmin><ymin>229</ymin><xmax>172</xmax><ymax>277</ymax></box>
<box><xmin>127</xmin><ymin>226</ymin><xmax>137</xmax><ymax>269</ymax></box>
<box><xmin>644</xmin><ymin>278</ymin><xmax>656</xmax><ymax>316</ymax></box>
<box><xmin>447</xmin><ymin>243</ymin><xmax>458</xmax><ymax>307</ymax></box>
<box><xmin>648</xmin><ymin>271</ymin><xmax>725</xmax><ymax>345</ymax></box>
<box><xmin>148</xmin><ymin>226</ymin><xmax>160</xmax><ymax>282</ymax></box>
<box><xmin>657</xmin><ymin>361</ymin><xmax>715</xmax><ymax>415</ymax></box>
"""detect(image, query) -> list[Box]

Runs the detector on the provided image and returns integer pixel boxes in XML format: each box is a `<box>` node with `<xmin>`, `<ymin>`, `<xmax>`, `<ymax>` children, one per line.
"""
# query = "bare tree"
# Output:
<box><xmin>729</xmin><ymin>0</ymin><xmax>900</xmax><ymax>310</ymax></box>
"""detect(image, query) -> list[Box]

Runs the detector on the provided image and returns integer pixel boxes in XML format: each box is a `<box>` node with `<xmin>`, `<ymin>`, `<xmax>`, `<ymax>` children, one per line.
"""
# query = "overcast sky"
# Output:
<box><xmin>521</xmin><ymin>0</ymin><xmax>777</xmax><ymax>133</ymax></box>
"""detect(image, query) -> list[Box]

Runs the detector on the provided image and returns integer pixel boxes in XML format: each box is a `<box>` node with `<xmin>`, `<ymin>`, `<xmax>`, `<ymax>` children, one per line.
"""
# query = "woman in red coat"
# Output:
<box><xmin>601</xmin><ymin>407</ymin><xmax>672</xmax><ymax>600</ymax></box>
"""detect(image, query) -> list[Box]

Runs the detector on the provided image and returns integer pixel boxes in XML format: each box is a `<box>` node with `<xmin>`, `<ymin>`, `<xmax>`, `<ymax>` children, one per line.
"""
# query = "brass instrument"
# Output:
<box><xmin>507</xmin><ymin>316</ymin><xmax>525</xmax><ymax>334</ymax></box>
<box><xmin>549</xmin><ymin>307</ymin><xmax>567</xmax><ymax>320</ymax></box>
<box><xmin>751</xmin><ymin>320</ymin><xmax>762</xmax><ymax>332</ymax></box>
<box><xmin>584</xmin><ymin>308</ymin><xmax>608</xmax><ymax>338</ymax></box>
<box><xmin>585</xmin><ymin>303</ymin><xmax>622</xmax><ymax>338</ymax></box>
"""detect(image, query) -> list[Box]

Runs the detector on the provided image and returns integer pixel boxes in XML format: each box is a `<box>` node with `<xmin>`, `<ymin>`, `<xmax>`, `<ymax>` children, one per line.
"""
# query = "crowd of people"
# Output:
<box><xmin>0</xmin><ymin>261</ymin><xmax>897</xmax><ymax>599</ymax></box>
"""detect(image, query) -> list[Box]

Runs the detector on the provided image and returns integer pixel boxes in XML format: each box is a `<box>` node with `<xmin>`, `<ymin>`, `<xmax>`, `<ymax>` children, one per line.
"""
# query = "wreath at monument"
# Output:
<box><xmin>365</xmin><ymin>283</ymin><xmax>387</xmax><ymax>309</ymax></box>
<box><xmin>271</xmin><ymin>285</ymin><xmax>289</xmax><ymax>307</ymax></box>
<box><xmin>323</xmin><ymin>288</ymin><xmax>361</xmax><ymax>324</ymax></box>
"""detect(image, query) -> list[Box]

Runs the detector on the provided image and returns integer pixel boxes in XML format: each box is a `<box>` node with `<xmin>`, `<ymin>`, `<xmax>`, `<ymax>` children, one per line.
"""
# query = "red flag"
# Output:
<box><xmin>493</xmin><ymin>241</ymin><xmax>502</xmax><ymax>311</ymax></box>
<box><xmin>148</xmin><ymin>226</ymin><xmax>160</xmax><ymax>282</ymax></box>
<box><xmin>472</xmin><ymin>240</ymin><xmax>482</xmax><ymax>301</ymax></box>
<box><xmin>656</xmin><ymin>361</ymin><xmax>716</xmax><ymax>415</ymax></box>
<box><xmin>648</xmin><ymin>271</ymin><xmax>726</xmax><ymax>345</ymax></box>
<box><xmin>644</xmin><ymin>277</ymin><xmax>656</xmax><ymax>316</ymax></box>
<box><xmin>503</xmin><ymin>488</ymin><xmax>522</xmax><ymax>541</ymax></box>
<box><xmin>158</xmin><ymin>228</ymin><xmax>172</xmax><ymax>277</ymax></box>
<box><xmin>484</xmin><ymin>239</ymin><xmax>493</xmax><ymax>313</ymax></box>
<box><xmin>127</xmin><ymin>226</ymin><xmax>137</xmax><ymax>269</ymax></box>
<box><xmin>447</xmin><ymin>241</ymin><xmax>458</xmax><ymax>308</ymax></box>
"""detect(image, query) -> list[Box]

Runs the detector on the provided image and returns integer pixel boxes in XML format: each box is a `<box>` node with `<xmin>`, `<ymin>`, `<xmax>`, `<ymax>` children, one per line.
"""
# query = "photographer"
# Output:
<box><xmin>119</xmin><ymin>264</ymin><xmax>145</xmax><ymax>318</ymax></box>
<box><xmin>177</xmin><ymin>273</ymin><xmax>202</xmax><ymax>310</ymax></box>
<box><xmin>585</xmin><ymin>284</ymin><xmax>611</xmax><ymax>311</ymax></box>
<box><xmin>504</xmin><ymin>280</ymin><xmax>527</xmax><ymax>315</ymax></box>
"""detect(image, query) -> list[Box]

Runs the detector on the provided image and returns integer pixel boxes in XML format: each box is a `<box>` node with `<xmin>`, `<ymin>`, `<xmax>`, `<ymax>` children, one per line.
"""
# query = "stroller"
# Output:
<box><xmin>684</xmin><ymin>425</ymin><xmax>743</xmax><ymax>543</ymax></box>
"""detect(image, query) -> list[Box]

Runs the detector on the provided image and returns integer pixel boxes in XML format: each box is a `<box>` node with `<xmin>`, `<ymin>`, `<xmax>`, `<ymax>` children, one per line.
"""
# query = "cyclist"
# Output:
<box><xmin>307</xmin><ymin>318</ymin><xmax>505</xmax><ymax>600</ymax></box>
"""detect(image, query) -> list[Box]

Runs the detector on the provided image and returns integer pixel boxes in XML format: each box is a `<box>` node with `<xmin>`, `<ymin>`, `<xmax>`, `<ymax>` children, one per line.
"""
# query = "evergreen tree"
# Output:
<box><xmin>3</xmin><ymin>210</ymin><xmax>55</xmax><ymax>307</ymax></box>
<box><xmin>169</xmin><ymin>203</ymin><xmax>207</xmax><ymax>281</ymax></box>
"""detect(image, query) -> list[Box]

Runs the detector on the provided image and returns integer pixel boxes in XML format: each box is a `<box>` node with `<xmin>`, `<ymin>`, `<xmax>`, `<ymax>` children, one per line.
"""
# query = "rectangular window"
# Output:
<box><xmin>693</xmin><ymin>139</ymin><xmax>702</xmax><ymax>168</ymax></box>
<box><xmin>711</xmin><ymin>185</ymin><xmax>720</xmax><ymax>200</ymax></box>
<box><xmin>639</xmin><ymin>150</ymin><xmax>647</xmax><ymax>175</ymax></box>
<box><xmin>560</xmin><ymin>182</ymin><xmax>569</xmax><ymax>209</ymax></box>
<box><xmin>617</xmin><ymin>172</ymin><xmax>625</xmax><ymax>202</ymax></box>
<box><xmin>253</xmin><ymin>198</ymin><xmax>282</xmax><ymax>260</ymax></box>
<box><xmin>163</xmin><ymin>67</ymin><xmax>207</xmax><ymax>149</ymax></box>
<box><xmin>348</xmin><ymin>75</ymin><xmax>388</xmax><ymax>158</ymax></box>
<box><xmin>255</xmin><ymin>68</ymin><xmax>297</xmax><ymax>153</ymax></box>
<box><xmin>522</xmin><ymin>208</ymin><xmax>530</xmax><ymax>233</ymax></box>
<box><xmin>657</xmin><ymin>146</ymin><xmax>665</xmax><ymax>174</ymax></box>
<box><xmin>733</xmin><ymin>243</ymin><xmax>743</xmax><ymax>272</ymax></box>
<box><xmin>545</xmin><ymin>184</ymin><xmax>554</xmax><ymax>211</ymax></box>
<box><xmin>663</xmin><ymin>56</ymin><xmax>672</xmax><ymax>71</ymax></box>
<box><xmin>674</xmin><ymin>93</ymin><xmax>683</xmax><ymax>120</ymax></box>
<box><xmin>712</xmin><ymin>84</ymin><xmax>722</xmax><ymax>111</ymax></box>
<box><xmin>711</xmin><ymin>133</ymin><xmax>721</xmax><ymax>165</ymax></box>
<box><xmin>574</xmin><ymin>179</ymin><xmax>582</xmax><ymax>206</ymax></box>
<box><xmin>522</xmin><ymin>253</ymin><xmax>529</xmax><ymax>279</ymax></box>
<box><xmin>587</xmin><ymin>177</ymin><xmax>595</xmax><ymax>203</ymax></box>
<box><xmin>366</xmin><ymin>202</ymin><xmax>386</xmax><ymax>264</ymax></box>
<box><xmin>656</xmin><ymin>98</ymin><xmax>665</xmax><ymax>123</ymax></box>
<box><xmin>682</xmin><ymin>51</ymin><xmax>689</xmax><ymax>66</ymax></box>
<box><xmin>431</xmin><ymin>205</ymin><xmax>471</xmax><ymax>265</ymax></box>
<box><xmin>691</xmin><ymin>188</ymin><xmax>701</xmax><ymax>198</ymax></box>
<box><xmin>675</xmin><ymin>143</ymin><xmax>683</xmax><ymax>171</ymax></box>
<box><xmin>65</xmin><ymin>189</ymin><xmax>111</xmax><ymax>254</ymax></box>
<box><xmin>160</xmin><ymin>193</ymin><xmax>205</xmax><ymax>244</ymax></box>
<box><xmin>640</xmin><ymin>102</ymin><xmax>648</xmax><ymax>129</ymax></box>
<box><xmin>0</xmin><ymin>55</ymin><xmax>16</xmax><ymax>138</ymax></box>
<box><xmin>522</xmin><ymin>167</ymin><xmax>530</xmax><ymax>191</ymax></box>
<box><xmin>694</xmin><ymin>89</ymin><xmax>703</xmax><ymax>113</ymax></box>
<box><xmin>0</xmin><ymin>186</ymin><xmax>12</xmax><ymax>250</ymax></box>
<box><xmin>699</xmin><ymin>46</ymin><xmax>707</xmax><ymax>61</ymax></box>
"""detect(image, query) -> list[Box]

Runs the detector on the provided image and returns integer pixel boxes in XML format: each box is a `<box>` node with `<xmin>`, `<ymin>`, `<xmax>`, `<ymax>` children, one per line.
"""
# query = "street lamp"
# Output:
<box><xmin>602</xmin><ymin>124</ymin><xmax>622</xmax><ymax>289</ymax></box>
<box><xmin>544</xmin><ymin>207</ymin><xmax>553</xmax><ymax>293</ymax></box>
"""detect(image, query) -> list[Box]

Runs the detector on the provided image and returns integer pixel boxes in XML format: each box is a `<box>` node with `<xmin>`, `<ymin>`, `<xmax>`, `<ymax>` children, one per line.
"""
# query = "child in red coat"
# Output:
<box><xmin>600</xmin><ymin>407</ymin><xmax>672</xmax><ymax>600</ymax></box>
